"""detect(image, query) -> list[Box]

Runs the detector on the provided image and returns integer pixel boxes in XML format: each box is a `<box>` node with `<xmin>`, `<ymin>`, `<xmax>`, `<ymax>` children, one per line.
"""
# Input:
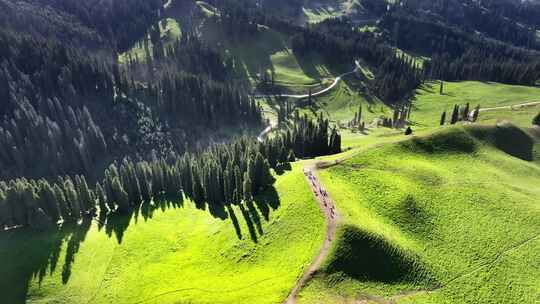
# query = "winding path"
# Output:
<box><xmin>478</xmin><ymin>101</ymin><xmax>540</xmax><ymax>112</ymax></box>
<box><xmin>283</xmin><ymin>164</ymin><xmax>340</xmax><ymax>304</ymax></box>
<box><xmin>468</xmin><ymin>101</ymin><xmax>540</xmax><ymax>120</ymax></box>
<box><xmin>253</xmin><ymin>61</ymin><xmax>360</xmax><ymax>99</ymax></box>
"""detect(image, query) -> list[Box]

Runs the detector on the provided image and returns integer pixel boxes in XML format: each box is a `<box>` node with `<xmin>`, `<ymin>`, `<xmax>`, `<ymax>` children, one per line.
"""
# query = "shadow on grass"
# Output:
<box><xmin>324</xmin><ymin>225</ymin><xmax>437</xmax><ymax>286</ymax></box>
<box><xmin>0</xmin><ymin>185</ymin><xmax>282</xmax><ymax>302</ymax></box>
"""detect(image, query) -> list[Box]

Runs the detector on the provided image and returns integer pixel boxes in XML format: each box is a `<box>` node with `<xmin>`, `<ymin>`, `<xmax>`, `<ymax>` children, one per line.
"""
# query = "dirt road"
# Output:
<box><xmin>254</xmin><ymin>61</ymin><xmax>360</xmax><ymax>100</ymax></box>
<box><xmin>284</xmin><ymin>165</ymin><xmax>340</xmax><ymax>304</ymax></box>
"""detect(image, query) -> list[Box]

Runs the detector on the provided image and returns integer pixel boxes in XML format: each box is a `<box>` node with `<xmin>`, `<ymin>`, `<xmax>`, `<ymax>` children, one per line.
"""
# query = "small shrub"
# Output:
<box><xmin>405</xmin><ymin>127</ymin><xmax>413</xmax><ymax>135</ymax></box>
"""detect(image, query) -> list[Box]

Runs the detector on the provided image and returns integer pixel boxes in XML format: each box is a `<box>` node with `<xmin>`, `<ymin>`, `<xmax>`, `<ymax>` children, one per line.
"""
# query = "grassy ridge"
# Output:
<box><xmin>0</xmin><ymin>165</ymin><xmax>325</xmax><ymax>304</ymax></box>
<box><xmin>412</xmin><ymin>81</ymin><xmax>540</xmax><ymax>128</ymax></box>
<box><xmin>299</xmin><ymin>125</ymin><xmax>540</xmax><ymax>303</ymax></box>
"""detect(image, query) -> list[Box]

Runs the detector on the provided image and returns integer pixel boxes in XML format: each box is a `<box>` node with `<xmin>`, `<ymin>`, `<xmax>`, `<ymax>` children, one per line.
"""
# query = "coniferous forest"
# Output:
<box><xmin>0</xmin><ymin>0</ymin><xmax>538</xmax><ymax>229</ymax></box>
<box><xmin>1</xmin><ymin>1</ymin><xmax>540</xmax><ymax>304</ymax></box>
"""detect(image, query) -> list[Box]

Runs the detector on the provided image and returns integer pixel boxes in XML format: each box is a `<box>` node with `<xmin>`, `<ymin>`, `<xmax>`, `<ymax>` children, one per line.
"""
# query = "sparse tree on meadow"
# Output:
<box><xmin>242</xmin><ymin>173</ymin><xmax>252</xmax><ymax>203</ymax></box>
<box><xmin>472</xmin><ymin>105</ymin><xmax>481</xmax><ymax>122</ymax></box>
<box><xmin>440</xmin><ymin>111</ymin><xmax>447</xmax><ymax>125</ymax></box>
<box><xmin>450</xmin><ymin>105</ymin><xmax>459</xmax><ymax>124</ymax></box>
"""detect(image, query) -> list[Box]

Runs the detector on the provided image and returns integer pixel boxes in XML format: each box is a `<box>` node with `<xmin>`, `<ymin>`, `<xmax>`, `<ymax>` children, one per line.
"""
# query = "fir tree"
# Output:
<box><xmin>450</xmin><ymin>105</ymin><xmax>460</xmax><ymax>124</ymax></box>
<box><xmin>440</xmin><ymin>111</ymin><xmax>446</xmax><ymax>126</ymax></box>
<box><xmin>242</xmin><ymin>173</ymin><xmax>252</xmax><ymax>203</ymax></box>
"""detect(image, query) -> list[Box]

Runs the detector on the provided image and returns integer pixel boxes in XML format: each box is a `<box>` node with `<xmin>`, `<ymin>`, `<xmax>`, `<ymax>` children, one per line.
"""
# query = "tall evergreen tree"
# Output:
<box><xmin>440</xmin><ymin>111</ymin><xmax>447</xmax><ymax>126</ymax></box>
<box><xmin>450</xmin><ymin>105</ymin><xmax>460</xmax><ymax>124</ymax></box>
<box><xmin>242</xmin><ymin>173</ymin><xmax>252</xmax><ymax>203</ymax></box>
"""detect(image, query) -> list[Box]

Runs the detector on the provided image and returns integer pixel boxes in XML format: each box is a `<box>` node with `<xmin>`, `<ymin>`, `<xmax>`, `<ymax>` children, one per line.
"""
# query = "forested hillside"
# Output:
<box><xmin>1</xmin><ymin>1</ymin><xmax>539</xmax><ymax>304</ymax></box>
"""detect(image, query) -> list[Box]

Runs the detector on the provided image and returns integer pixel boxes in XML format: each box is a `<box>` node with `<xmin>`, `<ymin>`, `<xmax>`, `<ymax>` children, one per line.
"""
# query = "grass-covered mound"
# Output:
<box><xmin>298</xmin><ymin>125</ymin><xmax>540</xmax><ymax>304</ymax></box>
<box><xmin>324</xmin><ymin>225</ymin><xmax>436</xmax><ymax>285</ymax></box>
<box><xmin>0</xmin><ymin>165</ymin><xmax>325</xmax><ymax>304</ymax></box>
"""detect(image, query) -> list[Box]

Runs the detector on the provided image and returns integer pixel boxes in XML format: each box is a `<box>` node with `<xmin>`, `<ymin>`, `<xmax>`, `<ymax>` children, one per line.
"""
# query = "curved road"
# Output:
<box><xmin>253</xmin><ymin>61</ymin><xmax>360</xmax><ymax>99</ymax></box>
<box><xmin>255</xmin><ymin>60</ymin><xmax>360</xmax><ymax>142</ymax></box>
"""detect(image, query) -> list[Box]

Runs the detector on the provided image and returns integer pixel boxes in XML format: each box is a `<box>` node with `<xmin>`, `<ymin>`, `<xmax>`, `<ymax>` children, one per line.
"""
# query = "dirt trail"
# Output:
<box><xmin>468</xmin><ymin>101</ymin><xmax>540</xmax><ymax>119</ymax></box>
<box><xmin>479</xmin><ymin>101</ymin><xmax>540</xmax><ymax>112</ymax></box>
<box><xmin>284</xmin><ymin>165</ymin><xmax>340</xmax><ymax>304</ymax></box>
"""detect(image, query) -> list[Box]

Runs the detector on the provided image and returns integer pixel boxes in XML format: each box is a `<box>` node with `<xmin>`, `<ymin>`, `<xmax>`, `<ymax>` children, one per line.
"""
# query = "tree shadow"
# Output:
<box><xmin>239</xmin><ymin>203</ymin><xmax>258</xmax><ymax>243</ymax></box>
<box><xmin>253</xmin><ymin>186</ymin><xmax>281</xmax><ymax>221</ymax></box>
<box><xmin>61</xmin><ymin>218</ymin><xmax>92</xmax><ymax>284</ymax></box>
<box><xmin>0</xmin><ymin>221</ymin><xmax>92</xmax><ymax>304</ymax></box>
<box><xmin>0</xmin><ymin>184</ymin><xmax>282</xmax><ymax>302</ymax></box>
<box><xmin>226</xmin><ymin>205</ymin><xmax>242</xmax><ymax>240</ymax></box>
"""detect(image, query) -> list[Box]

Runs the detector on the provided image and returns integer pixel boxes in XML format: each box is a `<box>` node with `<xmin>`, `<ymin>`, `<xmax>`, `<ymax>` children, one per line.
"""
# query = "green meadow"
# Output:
<box><xmin>411</xmin><ymin>81</ymin><xmax>540</xmax><ymax>128</ymax></box>
<box><xmin>0</xmin><ymin>165</ymin><xmax>325</xmax><ymax>304</ymax></box>
<box><xmin>298</xmin><ymin>125</ymin><xmax>540</xmax><ymax>304</ymax></box>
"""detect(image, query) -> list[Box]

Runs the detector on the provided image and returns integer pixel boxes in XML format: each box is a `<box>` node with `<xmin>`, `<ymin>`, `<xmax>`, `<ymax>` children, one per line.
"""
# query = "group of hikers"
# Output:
<box><xmin>304</xmin><ymin>169</ymin><xmax>336</xmax><ymax>220</ymax></box>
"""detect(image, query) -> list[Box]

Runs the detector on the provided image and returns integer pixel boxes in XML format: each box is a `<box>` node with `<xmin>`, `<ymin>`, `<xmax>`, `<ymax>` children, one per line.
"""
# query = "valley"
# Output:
<box><xmin>0</xmin><ymin>1</ymin><xmax>539</xmax><ymax>304</ymax></box>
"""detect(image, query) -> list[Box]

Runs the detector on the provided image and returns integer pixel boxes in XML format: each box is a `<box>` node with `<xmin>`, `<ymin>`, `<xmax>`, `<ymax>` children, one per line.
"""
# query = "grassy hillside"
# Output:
<box><xmin>0</xmin><ymin>165</ymin><xmax>325</xmax><ymax>304</ymax></box>
<box><xmin>299</xmin><ymin>125</ymin><xmax>540</xmax><ymax>303</ymax></box>
<box><xmin>411</xmin><ymin>81</ymin><xmax>540</xmax><ymax>128</ymax></box>
<box><xmin>477</xmin><ymin>104</ymin><xmax>540</xmax><ymax>128</ymax></box>
<box><xmin>119</xmin><ymin>17</ymin><xmax>182</xmax><ymax>64</ymax></box>
<box><xmin>302</xmin><ymin>0</ymin><xmax>360</xmax><ymax>24</ymax></box>
<box><xmin>298</xmin><ymin>80</ymin><xmax>390</xmax><ymax>123</ymax></box>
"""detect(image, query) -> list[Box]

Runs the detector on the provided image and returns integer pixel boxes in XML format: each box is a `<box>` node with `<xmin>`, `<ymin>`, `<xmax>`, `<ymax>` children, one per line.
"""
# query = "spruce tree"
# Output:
<box><xmin>440</xmin><ymin>111</ymin><xmax>446</xmax><ymax>126</ymax></box>
<box><xmin>111</xmin><ymin>177</ymin><xmax>130</xmax><ymax>213</ymax></box>
<box><xmin>53</xmin><ymin>184</ymin><xmax>70</xmax><ymax>221</ymax></box>
<box><xmin>288</xmin><ymin>150</ymin><xmax>296</xmax><ymax>162</ymax></box>
<box><xmin>260</xmin><ymin>160</ymin><xmax>274</xmax><ymax>190</ymax></box>
<box><xmin>463</xmin><ymin>103</ymin><xmax>470</xmax><ymax>121</ymax></box>
<box><xmin>191</xmin><ymin>167</ymin><xmax>205</xmax><ymax>205</ymax></box>
<box><xmin>95</xmin><ymin>183</ymin><xmax>108</xmax><ymax>214</ymax></box>
<box><xmin>234</xmin><ymin>166</ymin><xmax>243</xmax><ymax>204</ymax></box>
<box><xmin>78</xmin><ymin>176</ymin><xmax>94</xmax><ymax>213</ymax></box>
<box><xmin>64</xmin><ymin>179</ymin><xmax>81</xmax><ymax>219</ymax></box>
<box><xmin>39</xmin><ymin>181</ymin><xmax>60</xmax><ymax>223</ymax></box>
<box><xmin>0</xmin><ymin>189</ymin><xmax>8</xmax><ymax>228</ymax></box>
<box><xmin>242</xmin><ymin>173</ymin><xmax>252</xmax><ymax>203</ymax></box>
<box><xmin>450</xmin><ymin>105</ymin><xmax>460</xmax><ymax>124</ymax></box>
<box><xmin>6</xmin><ymin>183</ymin><xmax>26</xmax><ymax>226</ymax></box>
<box><xmin>472</xmin><ymin>105</ymin><xmax>481</xmax><ymax>122</ymax></box>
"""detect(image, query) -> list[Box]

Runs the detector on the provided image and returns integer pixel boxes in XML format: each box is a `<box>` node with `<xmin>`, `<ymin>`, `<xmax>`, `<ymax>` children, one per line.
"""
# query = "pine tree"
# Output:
<box><xmin>6</xmin><ymin>183</ymin><xmax>26</xmax><ymax>226</ymax></box>
<box><xmin>111</xmin><ymin>177</ymin><xmax>129</xmax><ymax>213</ymax></box>
<box><xmin>78</xmin><ymin>176</ymin><xmax>94</xmax><ymax>213</ymax></box>
<box><xmin>234</xmin><ymin>166</ymin><xmax>242</xmax><ymax>204</ymax></box>
<box><xmin>64</xmin><ymin>179</ymin><xmax>81</xmax><ymax>219</ymax></box>
<box><xmin>95</xmin><ymin>183</ymin><xmax>108</xmax><ymax>214</ymax></box>
<box><xmin>0</xmin><ymin>189</ymin><xmax>9</xmax><ymax>228</ymax></box>
<box><xmin>288</xmin><ymin>150</ymin><xmax>296</xmax><ymax>162</ymax></box>
<box><xmin>472</xmin><ymin>105</ymin><xmax>481</xmax><ymax>122</ymax></box>
<box><xmin>242</xmin><ymin>173</ymin><xmax>252</xmax><ymax>203</ymax></box>
<box><xmin>38</xmin><ymin>181</ymin><xmax>60</xmax><ymax>223</ymax></box>
<box><xmin>260</xmin><ymin>159</ymin><xmax>274</xmax><ymax>189</ymax></box>
<box><xmin>440</xmin><ymin>111</ymin><xmax>446</xmax><ymax>126</ymax></box>
<box><xmin>53</xmin><ymin>184</ymin><xmax>70</xmax><ymax>221</ymax></box>
<box><xmin>450</xmin><ymin>105</ymin><xmax>459</xmax><ymax>124</ymax></box>
<box><xmin>191</xmin><ymin>166</ymin><xmax>205</xmax><ymax>205</ymax></box>
<box><xmin>463</xmin><ymin>103</ymin><xmax>470</xmax><ymax>121</ymax></box>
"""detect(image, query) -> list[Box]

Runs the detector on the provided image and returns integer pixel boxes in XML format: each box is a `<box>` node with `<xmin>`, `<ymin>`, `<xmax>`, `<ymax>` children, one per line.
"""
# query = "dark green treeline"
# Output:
<box><xmin>0</xmin><ymin>114</ymin><xmax>340</xmax><ymax>230</ymax></box>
